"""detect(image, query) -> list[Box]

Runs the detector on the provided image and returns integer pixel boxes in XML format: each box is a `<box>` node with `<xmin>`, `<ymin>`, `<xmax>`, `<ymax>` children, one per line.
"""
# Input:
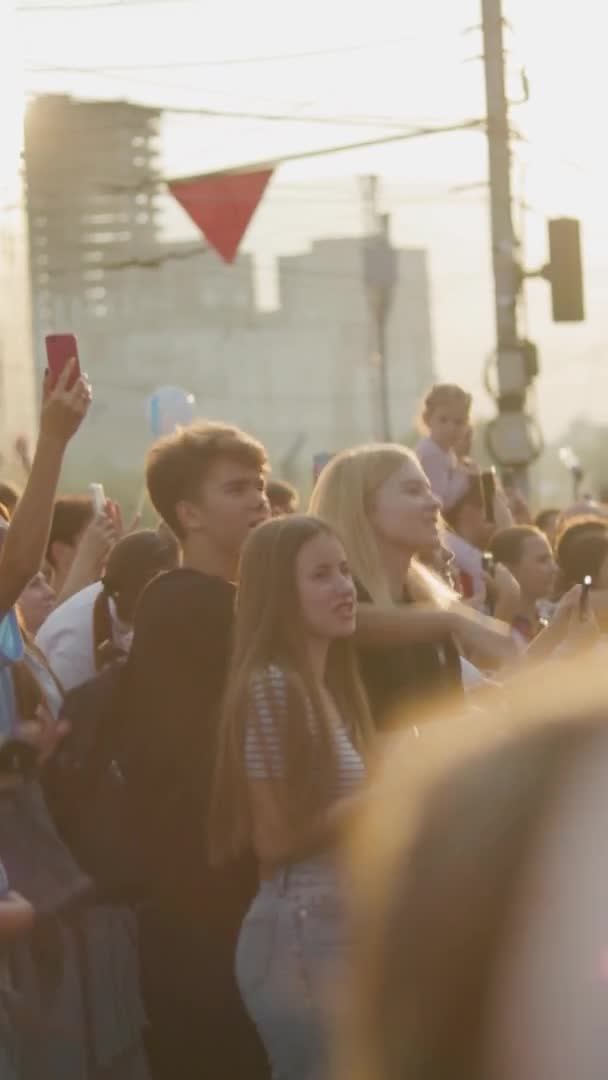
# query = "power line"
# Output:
<box><xmin>22</xmin><ymin>86</ymin><xmax>437</xmax><ymax>131</ymax></box>
<box><xmin>26</xmin><ymin>35</ymin><xmax>420</xmax><ymax>70</ymax></box>
<box><xmin>91</xmin><ymin>118</ymin><xmax>488</xmax><ymax>195</ymax></box>
<box><xmin>18</xmin><ymin>0</ymin><xmax>194</xmax><ymax>10</ymax></box>
<box><xmin>138</xmin><ymin>101</ymin><xmax>465</xmax><ymax>133</ymax></box>
<box><xmin>35</xmin><ymin>247</ymin><xmax>489</xmax><ymax>281</ymax></box>
<box><xmin>95</xmin><ymin>246</ymin><xmax>209</xmax><ymax>271</ymax></box>
<box><xmin>23</xmin><ymin>81</ymin><xmax>488</xmax><ymax>150</ymax></box>
<box><xmin>6</xmin><ymin>190</ymin><xmax>486</xmax><ymax>213</ymax></box>
<box><xmin>25</xmin><ymin>46</ymin><xmax>471</xmax><ymax>102</ymax></box>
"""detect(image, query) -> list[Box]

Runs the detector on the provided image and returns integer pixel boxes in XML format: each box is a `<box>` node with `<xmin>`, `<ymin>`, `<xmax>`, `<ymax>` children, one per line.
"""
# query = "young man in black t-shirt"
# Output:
<box><xmin>119</xmin><ymin>422</ymin><xmax>270</xmax><ymax>1080</ymax></box>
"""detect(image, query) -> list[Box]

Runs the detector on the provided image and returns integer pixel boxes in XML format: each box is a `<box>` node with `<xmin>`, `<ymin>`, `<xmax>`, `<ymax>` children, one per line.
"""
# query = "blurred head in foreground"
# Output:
<box><xmin>340</xmin><ymin>657</ymin><xmax>608</xmax><ymax>1080</ymax></box>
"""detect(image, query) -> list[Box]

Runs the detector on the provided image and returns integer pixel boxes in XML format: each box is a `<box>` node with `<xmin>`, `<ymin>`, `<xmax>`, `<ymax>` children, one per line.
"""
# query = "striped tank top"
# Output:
<box><xmin>245</xmin><ymin>664</ymin><xmax>365</xmax><ymax>794</ymax></box>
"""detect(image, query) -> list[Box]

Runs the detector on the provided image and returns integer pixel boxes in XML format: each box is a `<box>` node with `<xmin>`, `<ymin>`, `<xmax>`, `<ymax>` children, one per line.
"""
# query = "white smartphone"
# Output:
<box><xmin>89</xmin><ymin>483</ymin><xmax>106</xmax><ymax>516</ymax></box>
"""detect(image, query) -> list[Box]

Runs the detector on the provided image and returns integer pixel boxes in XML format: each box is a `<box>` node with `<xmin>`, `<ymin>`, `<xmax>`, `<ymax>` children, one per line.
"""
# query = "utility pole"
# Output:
<box><xmin>361</xmin><ymin>176</ymin><xmax>397</xmax><ymax>442</ymax></box>
<box><xmin>480</xmin><ymin>0</ymin><xmax>537</xmax><ymax>485</ymax></box>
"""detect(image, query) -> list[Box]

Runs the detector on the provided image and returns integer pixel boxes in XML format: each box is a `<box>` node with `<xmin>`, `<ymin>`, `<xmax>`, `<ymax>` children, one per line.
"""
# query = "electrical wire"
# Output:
<box><xmin>18</xmin><ymin>0</ymin><xmax>193</xmax><ymax>10</ymax></box>
<box><xmin>26</xmin><ymin>35</ymin><xmax>429</xmax><ymax>70</ymax></box>
<box><xmin>25</xmin><ymin>46</ymin><xmax>474</xmax><ymax>102</ymax></box>
<box><xmin>5</xmin><ymin>189</ymin><xmax>486</xmax><ymax>213</ymax></box>
<box><xmin>32</xmin><ymin>248</ymin><xmax>489</xmax><ymax>280</ymax></box>
<box><xmin>85</xmin><ymin>246</ymin><xmax>210</xmax><ymax>271</ymax></box>
<box><xmin>22</xmin><ymin>88</ymin><xmax>441</xmax><ymax>131</ymax></box>
<box><xmin>82</xmin><ymin>118</ymin><xmax>487</xmax><ymax>196</ymax></box>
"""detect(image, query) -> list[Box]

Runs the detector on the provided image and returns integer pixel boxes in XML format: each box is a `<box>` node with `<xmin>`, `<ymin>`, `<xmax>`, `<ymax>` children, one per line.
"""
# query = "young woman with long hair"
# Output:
<box><xmin>210</xmin><ymin>514</ymin><xmax>373</xmax><ymax>1080</ymax></box>
<box><xmin>310</xmin><ymin>444</ymin><xmax>519</xmax><ymax>727</ymax></box>
<box><xmin>310</xmin><ymin>445</ymin><xmax>477</xmax><ymax>729</ymax></box>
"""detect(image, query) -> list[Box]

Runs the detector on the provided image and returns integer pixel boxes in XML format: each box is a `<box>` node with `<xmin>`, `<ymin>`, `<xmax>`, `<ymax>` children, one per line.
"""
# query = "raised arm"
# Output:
<box><xmin>356</xmin><ymin>601</ymin><xmax>515</xmax><ymax>662</ymax></box>
<box><xmin>0</xmin><ymin>362</ymin><xmax>91</xmax><ymax>615</ymax></box>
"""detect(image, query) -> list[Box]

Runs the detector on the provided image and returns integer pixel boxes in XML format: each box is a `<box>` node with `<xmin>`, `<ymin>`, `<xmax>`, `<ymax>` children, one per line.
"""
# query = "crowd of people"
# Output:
<box><xmin>1</xmin><ymin>364</ymin><xmax>608</xmax><ymax>1079</ymax></box>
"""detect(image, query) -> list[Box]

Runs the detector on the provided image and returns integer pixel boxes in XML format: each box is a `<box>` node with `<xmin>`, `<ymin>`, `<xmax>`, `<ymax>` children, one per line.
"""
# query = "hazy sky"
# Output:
<box><xmin>4</xmin><ymin>0</ymin><xmax>608</xmax><ymax>439</ymax></box>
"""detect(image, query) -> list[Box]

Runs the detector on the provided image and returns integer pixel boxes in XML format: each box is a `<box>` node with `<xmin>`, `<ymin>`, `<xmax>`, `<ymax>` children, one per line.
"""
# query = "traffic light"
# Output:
<box><xmin>547</xmin><ymin>218</ymin><xmax>585</xmax><ymax>322</ymax></box>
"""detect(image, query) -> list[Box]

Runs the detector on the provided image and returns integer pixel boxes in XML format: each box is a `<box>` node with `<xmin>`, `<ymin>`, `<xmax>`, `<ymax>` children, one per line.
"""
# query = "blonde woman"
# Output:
<box><xmin>210</xmin><ymin>515</ymin><xmax>373</xmax><ymax>1080</ymax></box>
<box><xmin>339</xmin><ymin>658</ymin><xmax>608</xmax><ymax>1080</ymax></box>
<box><xmin>310</xmin><ymin>444</ymin><xmax>513</xmax><ymax>729</ymax></box>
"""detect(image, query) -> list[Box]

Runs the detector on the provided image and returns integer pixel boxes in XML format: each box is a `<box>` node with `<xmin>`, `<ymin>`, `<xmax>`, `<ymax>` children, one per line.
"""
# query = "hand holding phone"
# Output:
<box><xmin>89</xmin><ymin>483</ymin><xmax>106</xmax><ymax>517</ymax></box>
<box><xmin>580</xmin><ymin>575</ymin><xmax>592</xmax><ymax>620</ymax></box>
<box><xmin>481</xmin><ymin>552</ymin><xmax>496</xmax><ymax>614</ymax></box>
<box><xmin>39</xmin><ymin>354</ymin><xmax>91</xmax><ymax>450</ymax></box>
<box><xmin>45</xmin><ymin>334</ymin><xmax>81</xmax><ymax>390</ymax></box>
<box><xmin>481</xmin><ymin>552</ymin><xmax>496</xmax><ymax>578</ymax></box>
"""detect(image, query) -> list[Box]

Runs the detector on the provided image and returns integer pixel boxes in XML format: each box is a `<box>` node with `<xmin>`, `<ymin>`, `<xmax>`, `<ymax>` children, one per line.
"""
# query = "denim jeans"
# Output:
<box><xmin>236</xmin><ymin>862</ymin><xmax>349</xmax><ymax>1080</ymax></box>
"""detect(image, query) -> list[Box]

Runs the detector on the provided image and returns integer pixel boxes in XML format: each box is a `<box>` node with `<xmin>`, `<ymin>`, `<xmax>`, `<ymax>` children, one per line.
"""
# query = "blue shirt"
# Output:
<box><xmin>0</xmin><ymin>610</ymin><xmax>24</xmax><ymax>736</ymax></box>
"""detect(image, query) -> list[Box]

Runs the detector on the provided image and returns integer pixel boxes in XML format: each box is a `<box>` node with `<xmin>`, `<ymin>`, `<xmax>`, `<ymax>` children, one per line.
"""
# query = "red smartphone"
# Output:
<box><xmin>45</xmin><ymin>334</ymin><xmax>81</xmax><ymax>389</ymax></box>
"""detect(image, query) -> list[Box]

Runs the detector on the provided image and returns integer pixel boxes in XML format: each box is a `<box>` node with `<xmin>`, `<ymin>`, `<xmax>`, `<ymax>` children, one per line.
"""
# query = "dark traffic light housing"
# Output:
<box><xmin>546</xmin><ymin>218</ymin><xmax>585</xmax><ymax>322</ymax></box>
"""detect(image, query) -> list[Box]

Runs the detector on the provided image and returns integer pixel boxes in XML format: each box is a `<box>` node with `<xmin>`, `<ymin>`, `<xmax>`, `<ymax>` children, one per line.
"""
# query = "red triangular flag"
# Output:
<box><xmin>168</xmin><ymin>168</ymin><xmax>273</xmax><ymax>263</ymax></box>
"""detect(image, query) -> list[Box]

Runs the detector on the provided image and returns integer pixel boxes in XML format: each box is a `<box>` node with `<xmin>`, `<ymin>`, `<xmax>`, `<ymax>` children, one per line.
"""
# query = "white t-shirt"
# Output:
<box><xmin>459</xmin><ymin>655</ymin><xmax>492</xmax><ymax>692</ymax></box>
<box><xmin>445</xmin><ymin>532</ymin><xmax>485</xmax><ymax>598</ymax></box>
<box><xmin>35</xmin><ymin>582</ymin><xmax>132</xmax><ymax>692</ymax></box>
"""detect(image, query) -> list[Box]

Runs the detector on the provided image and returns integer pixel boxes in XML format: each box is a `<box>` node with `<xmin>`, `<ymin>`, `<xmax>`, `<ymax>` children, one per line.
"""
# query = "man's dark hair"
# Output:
<box><xmin>534</xmin><ymin>507</ymin><xmax>560</xmax><ymax>533</ymax></box>
<box><xmin>0</xmin><ymin>482</ymin><xmax>20</xmax><ymax>515</ymax></box>
<box><xmin>146</xmin><ymin>422</ymin><xmax>268</xmax><ymax>540</ymax></box>
<box><xmin>47</xmin><ymin>496</ymin><xmax>94</xmax><ymax>567</ymax></box>
<box><xmin>555</xmin><ymin>516</ymin><xmax>607</xmax><ymax>566</ymax></box>
<box><xmin>266</xmin><ymin>478</ymin><xmax>299</xmax><ymax>514</ymax></box>
<box><xmin>490</xmin><ymin>525</ymin><xmax>543</xmax><ymax>568</ymax></box>
<box><xmin>559</xmin><ymin>532</ymin><xmax>608</xmax><ymax>592</ymax></box>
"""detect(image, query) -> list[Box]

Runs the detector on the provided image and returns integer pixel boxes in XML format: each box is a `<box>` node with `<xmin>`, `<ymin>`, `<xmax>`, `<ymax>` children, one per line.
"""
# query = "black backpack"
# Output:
<box><xmin>44</xmin><ymin>664</ymin><xmax>141</xmax><ymax>903</ymax></box>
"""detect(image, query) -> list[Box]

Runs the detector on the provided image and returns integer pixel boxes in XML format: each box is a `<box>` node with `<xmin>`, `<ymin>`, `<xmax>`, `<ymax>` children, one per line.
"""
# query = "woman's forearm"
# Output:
<box><xmin>356</xmin><ymin>600</ymin><xmax>514</xmax><ymax>662</ymax></box>
<box><xmin>356</xmin><ymin>603</ymin><xmax>455</xmax><ymax>647</ymax></box>
<box><xmin>0</xmin><ymin>434</ymin><xmax>65</xmax><ymax>613</ymax></box>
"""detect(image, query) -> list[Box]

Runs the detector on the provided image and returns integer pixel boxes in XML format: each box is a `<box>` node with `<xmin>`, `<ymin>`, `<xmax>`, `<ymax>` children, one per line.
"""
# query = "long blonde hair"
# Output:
<box><xmin>209</xmin><ymin>515</ymin><xmax>373</xmax><ymax>864</ymax></box>
<box><xmin>309</xmin><ymin>444</ymin><xmax>454</xmax><ymax>608</ymax></box>
<box><xmin>339</xmin><ymin>657</ymin><xmax>608</xmax><ymax>1080</ymax></box>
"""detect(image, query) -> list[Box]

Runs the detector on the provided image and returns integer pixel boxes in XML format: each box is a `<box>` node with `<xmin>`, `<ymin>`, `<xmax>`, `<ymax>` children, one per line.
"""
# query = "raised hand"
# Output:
<box><xmin>40</xmin><ymin>358</ymin><xmax>92</xmax><ymax>447</ymax></box>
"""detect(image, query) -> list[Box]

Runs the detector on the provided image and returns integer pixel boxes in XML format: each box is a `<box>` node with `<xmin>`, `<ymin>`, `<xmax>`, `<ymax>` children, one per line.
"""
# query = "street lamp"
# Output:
<box><xmin>363</xmin><ymin>212</ymin><xmax>398</xmax><ymax>442</ymax></box>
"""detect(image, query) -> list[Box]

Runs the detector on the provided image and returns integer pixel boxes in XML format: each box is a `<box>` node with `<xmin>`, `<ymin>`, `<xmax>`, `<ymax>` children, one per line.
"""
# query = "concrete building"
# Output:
<box><xmin>21</xmin><ymin>96</ymin><xmax>435</xmax><ymax>499</ymax></box>
<box><xmin>24</xmin><ymin>94</ymin><xmax>162</xmax><ymax>370</ymax></box>
<box><xmin>46</xmin><ymin>235</ymin><xmax>435</xmax><ymax>496</ymax></box>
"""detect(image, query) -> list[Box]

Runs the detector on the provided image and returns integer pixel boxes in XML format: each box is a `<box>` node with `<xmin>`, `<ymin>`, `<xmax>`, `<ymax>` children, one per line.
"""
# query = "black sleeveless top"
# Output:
<box><xmin>356</xmin><ymin>582</ymin><xmax>464</xmax><ymax>732</ymax></box>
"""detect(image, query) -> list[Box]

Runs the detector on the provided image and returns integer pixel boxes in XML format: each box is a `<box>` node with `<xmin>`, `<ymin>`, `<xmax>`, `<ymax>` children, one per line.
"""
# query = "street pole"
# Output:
<box><xmin>361</xmin><ymin>177</ymin><xmax>397</xmax><ymax>442</ymax></box>
<box><xmin>375</xmin><ymin>215</ymin><xmax>393</xmax><ymax>443</ymax></box>
<box><xmin>481</xmin><ymin>0</ymin><xmax>518</xmax><ymax>354</ymax></box>
<box><xmin>481</xmin><ymin>0</ymin><xmax>534</xmax><ymax>486</ymax></box>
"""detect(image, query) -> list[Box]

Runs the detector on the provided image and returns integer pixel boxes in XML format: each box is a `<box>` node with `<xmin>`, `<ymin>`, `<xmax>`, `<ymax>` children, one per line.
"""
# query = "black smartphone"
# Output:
<box><xmin>0</xmin><ymin>739</ymin><xmax>39</xmax><ymax>779</ymax></box>
<box><xmin>481</xmin><ymin>469</ymin><xmax>496</xmax><ymax>524</ymax></box>
<box><xmin>481</xmin><ymin>552</ymin><xmax>495</xmax><ymax>577</ymax></box>
<box><xmin>580</xmin><ymin>574</ymin><xmax>592</xmax><ymax>620</ymax></box>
